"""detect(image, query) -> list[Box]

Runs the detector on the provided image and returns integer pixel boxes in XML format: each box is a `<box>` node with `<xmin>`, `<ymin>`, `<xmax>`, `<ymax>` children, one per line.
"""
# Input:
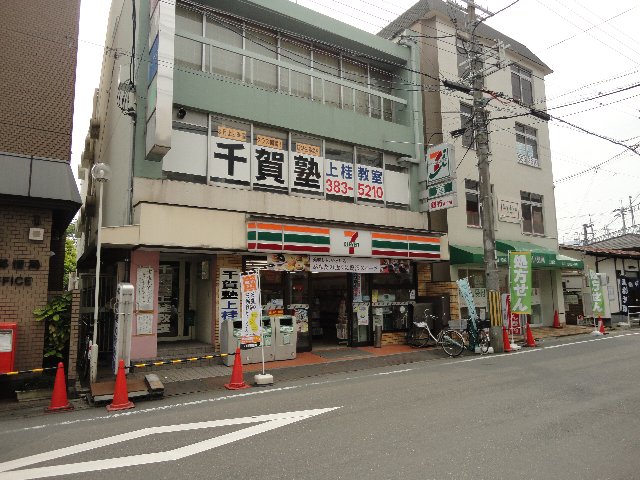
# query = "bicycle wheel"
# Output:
<box><xmin>478</xmin><ymin>330</ymin><xmax>490</xmax><ymax>354</ymax></box>
<box><xmin>406</xmin><ymin>327</ymin><xmax>417</xmax><ymax>347</ymax></box>
<box><xmin>415</xmin><ymin>328</ymin><xmax>430</xmax><ymax>347</ymax></box>
<box><xmin>441</xmin><ymin>329</ymin><xmax>465</xmax><ymax>357</ymax></box>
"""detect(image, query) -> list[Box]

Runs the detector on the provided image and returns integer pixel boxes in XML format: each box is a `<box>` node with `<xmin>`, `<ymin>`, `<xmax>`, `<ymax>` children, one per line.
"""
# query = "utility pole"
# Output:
<box><xmin>629</xmin><ymin>196</ymin><xmax>636</xmax><ymax>227</ymax></box>
<box><xmin>461</xmin><ymin>1</ymin><xmax>503</xmax><ymax>352</ymax></box>
<box><xmin>614</xmin><ymin>202</ymin><xmax>627</xmax><ymax>234</ymax></box>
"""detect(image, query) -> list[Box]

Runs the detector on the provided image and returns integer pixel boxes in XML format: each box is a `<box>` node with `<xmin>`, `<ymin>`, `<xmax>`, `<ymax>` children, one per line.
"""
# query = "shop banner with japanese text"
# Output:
<box><xmin>509</xmin><ymin>251</ymin><xmax>532</xmax><ymax>315</ymax></box>
<box><xmin>456</xmin><ymin>277</ymin><xmax>478</xmax><ymax>322</ymax></box>
<box><xmin>240</xmin><ymin>272</ymin><xmax>262</xmax><ymax>348</ymax></box>
<box><xmin>588</xmin><ymin>270</ymin><xmax>605</xmax><ymax>317</ymax></box>
<box><xmin>219</xmin><ymin>268</ymin><xmax>241</xmax><ymax>326</ymax></box>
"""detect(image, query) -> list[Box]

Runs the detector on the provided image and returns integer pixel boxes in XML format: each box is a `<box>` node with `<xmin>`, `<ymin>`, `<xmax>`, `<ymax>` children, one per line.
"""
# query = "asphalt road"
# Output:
<box><xmin>2</xmin><ymin>331</ymin><xmax>640</xmax><ymax>480</ymax></box>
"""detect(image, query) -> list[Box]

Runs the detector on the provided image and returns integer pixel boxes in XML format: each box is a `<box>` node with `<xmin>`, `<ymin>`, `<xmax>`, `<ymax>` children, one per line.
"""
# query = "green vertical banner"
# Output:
<box><xmin>588</xmin><ymin>270</ymin><xmax>605</xmax><ymax>317</ymax></box>
<box><xmin>509</xmin><ymin>251</ymin><xmax>532</xmax><ymax>315</ymax></box>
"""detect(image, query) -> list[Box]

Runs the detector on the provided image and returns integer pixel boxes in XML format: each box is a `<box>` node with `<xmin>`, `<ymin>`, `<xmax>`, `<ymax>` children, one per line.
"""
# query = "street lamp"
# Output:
<box><xmin>90</xmin><ymin>162</ymin><xmax>112</xmax><ymax>383</ymax></box>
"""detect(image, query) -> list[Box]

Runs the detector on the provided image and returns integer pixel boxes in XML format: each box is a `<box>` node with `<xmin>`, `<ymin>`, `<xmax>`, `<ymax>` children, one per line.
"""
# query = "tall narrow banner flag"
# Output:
<box><xmin>509</xmin><ymin>251</ymin><xmax>532</xmax><ymax>315</ymax></box>
<box><xmin>456</xmin><ymin>277</ymin><xmax>478</xmax><ymax>322</ymax></box>
<box><xmin>588</xmin><ymin>270</ymin><xmax>605</xmax><ymax>317</ymax></box>
<box><xmin>240</xmin><ymin>272</ymin><xmax>262</xmax><ymax>348</ymax></box>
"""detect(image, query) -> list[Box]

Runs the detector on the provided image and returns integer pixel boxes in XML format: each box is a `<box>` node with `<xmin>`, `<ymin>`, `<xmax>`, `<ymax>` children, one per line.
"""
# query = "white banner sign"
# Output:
<box><xmin>219</xmin><ymin>268</ymin><xmax>241</xmax><ymax>325</ymax></box>
<box><xmin>209</xmin><ymin>136</ymin><xmax>251</xmax><ymax>187</ymax></box>
<box><xmin>324</xmin><ymin>158</ymin><xmax>355</xmax><ymax>198</ymax></box>
<box><xmin>356</xmin><ymin>164</ymin><xmax>385</xmax><ymax>202</ymax></box>
<box><xmin>252</xmin><ymin>145</ymin><xmax>289</xmax><ymax>191</ymax></box>
<box><xmin>310</xmin><ymin>256</ymin><xmax>382</xmax><ymax>273</ymax></box>
<box><xmin>290</xmin><ymin>152</ymin><xmax>324</xmax><ymax>195</ymax></box>
<box><xmin>498</xmin><ymin>198</ymin><xmax>521</xmax><ymax>223</ymax></box>
<box><xmin>427</xmin><ymin>193</ymin><xmax>458</xmax><ymax>211</ymax></box>
<box><xmin>240</xmin><ymin>272</ymin><xmax>261</xmax><ymax>347</ymax></box>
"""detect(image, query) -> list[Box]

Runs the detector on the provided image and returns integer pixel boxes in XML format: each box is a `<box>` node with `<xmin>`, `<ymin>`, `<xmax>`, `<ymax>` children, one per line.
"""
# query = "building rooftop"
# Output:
<box><xmin>561</xmin><ymin>243</ymin><xmax>640</xmax><ymax>259</ymax></box>
<box><xmin>377</xmin><ymin>0</ymin><xmax>551</xmax><ymax>73</ymax></box>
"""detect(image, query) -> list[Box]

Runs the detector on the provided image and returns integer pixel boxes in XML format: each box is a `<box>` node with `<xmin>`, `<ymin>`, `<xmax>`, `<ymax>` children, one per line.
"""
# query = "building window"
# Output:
<box><xmin>465</xmin><ymin>179</ymin><xmax>481</xmax><ymax>227</ymax></box>
<box><xmin>460</xmin><ymin>103</ymin><xmax>474</xmax><ymax>149</ymax></box>
<box><xmin>515</xmin><ymin>123</ymin><xmax>539</xmax><ymax>167</ymax></box>
<box><xmin>511</xmin><ymin>64</ymin><xmax>533</xmax><ymax>105</ymax></box>
<box><xmin>521</xmin><ymin>191</ymin><xmax>544</xmax><ymax>235</ymax></box>
<box><xmin>175</xmin><ymin>6</ymin><xmax>203</xmax><ymax>71</ymax></box>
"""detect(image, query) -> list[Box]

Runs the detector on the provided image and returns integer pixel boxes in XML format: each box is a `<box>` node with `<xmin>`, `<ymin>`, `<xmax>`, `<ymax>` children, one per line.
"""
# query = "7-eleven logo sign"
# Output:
<box><xmin>344</xmin><ymin>231</ymin><xmax>360</xmax><ymax>254</ymax></box>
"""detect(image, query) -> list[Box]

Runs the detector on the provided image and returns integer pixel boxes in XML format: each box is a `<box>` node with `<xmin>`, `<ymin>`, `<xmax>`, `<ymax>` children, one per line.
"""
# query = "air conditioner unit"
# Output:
<box><xmin>28</xmin><ymin>228</ymin><xmax>44</xmax><ymax>241</ymax></box>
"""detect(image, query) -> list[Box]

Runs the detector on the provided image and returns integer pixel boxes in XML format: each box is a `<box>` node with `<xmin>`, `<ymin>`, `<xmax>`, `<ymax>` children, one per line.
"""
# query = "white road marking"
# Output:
<box><xmin>0</xmin><ymin>408</ymin><xmax>339</xmax><ymax>479</ymax></box>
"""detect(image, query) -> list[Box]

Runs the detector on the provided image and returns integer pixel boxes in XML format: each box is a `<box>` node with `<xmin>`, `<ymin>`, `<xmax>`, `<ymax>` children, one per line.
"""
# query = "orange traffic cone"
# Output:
<box><xmin>46</xmin><ymin>362</ymin><xmax>73</xmax><ymax>413</ymax></box>
<box><xmin>525</xmin><ymin>321</ymin><xmax>537</xmax><ymax>347</ymax></box>
<box><xmin>502</xmin><ymin>326</ymin><xmax>512</xmax><ymax>352</ymax></box>
<box><xmin>225</xmin><ymin>347</ymin><xmax>250</xmax><ymax>390</ymax></box>
<box><xmin>553</xmin><ymin>310</ymin><xmax>562</xmax><ymax>329</ymax></box>
<box><xmin>598</xmin><ymin>316</ymin><xmax>606</xmax><ymax>335</ymax></box>
<box><xmin>107</xmin><ymin>359</ymin><xmax>134</xmax><ymax>412</ymax></box>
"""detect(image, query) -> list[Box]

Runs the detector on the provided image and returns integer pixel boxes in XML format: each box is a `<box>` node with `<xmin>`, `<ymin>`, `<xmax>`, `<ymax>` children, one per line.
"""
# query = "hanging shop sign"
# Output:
<box><xmin>240</xmin><ymin>272</ymin><xmax>261</xmax><ymax>349</ymax></box>
<box><xmin>427</xmin><ymin>194</ymin><xmax>458</xmax><ymax>212</ymax></box>
<box><xmin>248</xmin><ymin>222</ymin><xmax>441</xmax><ymax>260</ymax></box>
<box><xmin>509</xmin><ymin>251</ymin><xmax>532</xmax><ymax>315</ymax></box>
<box><xmin>426</xmin><ymin>143</ymin><xmax>455</xmax><ymax>184</ymax></box>
<box><xmin>427</xmin><ymin>180</ymin><xmax>456</xmax><ymax>200</ymax></box>
<box><xmin>219</xmin><ymin>268</ymin><xmax>241</xmax><ymax>326</ymax></box>
<box><xmin>588</xmin><ymin>270</ymin><xmax>605</xmax><ymax>317</ymax></box>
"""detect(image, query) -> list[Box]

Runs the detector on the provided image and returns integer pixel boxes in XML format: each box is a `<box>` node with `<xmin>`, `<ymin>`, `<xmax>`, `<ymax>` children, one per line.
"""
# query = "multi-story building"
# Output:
<box><xmin>379</xmin><ymin>0</ymin><xmax>580</xmax><ymax>327</ymax></box>
<box><xmin>76</xmin><ymin>0</ymin><xmax>449</xmax><ymax>363</ymax></box>
<box><xmin>0</xmin><ymin>1</ymin><xmax>82</xmax><ymax>370</ymax></box>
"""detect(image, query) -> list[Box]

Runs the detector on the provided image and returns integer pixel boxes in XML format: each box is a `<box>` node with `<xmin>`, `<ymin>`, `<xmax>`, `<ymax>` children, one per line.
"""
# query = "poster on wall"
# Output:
<box><xmin>240</xmin><ymin>272</ymin><xmax>262</xmax><ymax>349</ymax></box>
<box><xmin>219</xmin><ymin>268</ymin><xmax>241</xmax><ymax>329</ymax></box>
<box><xmin>266</xmin><ymin>253</ymin><xmax>309</xmax><ymax>272</ymax></box>
<box><xmin>355</xmin><ymin>303</ymin><xmax>370</xmax><ymax>326</ymax></box>
<box><xmin>136</xmin><ymin>267</ymin><xmax>154</xmax><ymax>312</ymax></box>
<box><xmin>290</xmin><ymin>304</ymin><xmax>309</xmax><ymax>333</ymax></box>
<box><xmin>509</xmin><ymin>251</ymin><xmax>532</xmax><ymax>315</ymax></box>
<box><xmin>620</xmin><ymin>277</ymin><xmax>640</xmax><ymax>314</ymax></box>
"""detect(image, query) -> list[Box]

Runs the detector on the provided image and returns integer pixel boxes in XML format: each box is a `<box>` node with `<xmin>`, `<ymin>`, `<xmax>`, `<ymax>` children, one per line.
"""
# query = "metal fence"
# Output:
<box><xmin>78</xmin><ymin>274</ymin><xmax>117</xmax><ymax>365</ymax></box>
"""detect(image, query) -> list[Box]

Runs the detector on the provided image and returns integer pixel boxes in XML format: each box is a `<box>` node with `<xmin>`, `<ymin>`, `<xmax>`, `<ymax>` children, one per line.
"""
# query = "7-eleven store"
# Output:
<box><xmin>124</xmin><ymin>220</ymin><xmax>443</xmax><ymax>362</ymax></box>
<box><xmin>240</xmin><ymin>221</ymin><xmax>442</xmax><ymax>351</ymax></box>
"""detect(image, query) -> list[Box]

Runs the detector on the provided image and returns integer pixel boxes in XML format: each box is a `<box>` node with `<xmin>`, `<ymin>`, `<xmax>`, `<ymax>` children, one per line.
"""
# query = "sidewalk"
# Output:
<box><xmin>0</xmin><ymin>325</ymin><xmax>601</xmax><ymax>416</ymax></box>
<box><xmin>130</xmin><ymin>325</ymin><xmax>597</xmax><ymax>397</ymax></box>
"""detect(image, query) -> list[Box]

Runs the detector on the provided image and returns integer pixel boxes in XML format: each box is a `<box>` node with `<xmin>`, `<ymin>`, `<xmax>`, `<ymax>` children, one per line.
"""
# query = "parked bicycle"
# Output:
<box><xmin>465</xmin><ymin>318</ymin><xmax>490</xmax><ymax>354</ymax></box>
<box><xmin>406</xmin><ymin>311</ymin><xmax>465</xmax><ymax>357</ymax></box>
<box><xmin>77</xmin><ymin>319</ymin><xmax>93</xmax><ymax>382</ymax></box>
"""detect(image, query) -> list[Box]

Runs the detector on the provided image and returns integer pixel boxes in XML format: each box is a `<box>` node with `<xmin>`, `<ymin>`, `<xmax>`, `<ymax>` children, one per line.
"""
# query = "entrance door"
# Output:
<box><xmin>158</xmin><ymin>260</ymin><xmax>193</xmax><ymax>341</ymax></box>
<box><xmin>351</xmin><ymin>273</ymin><xmax>371</xmax><ymax>346</ymax></box>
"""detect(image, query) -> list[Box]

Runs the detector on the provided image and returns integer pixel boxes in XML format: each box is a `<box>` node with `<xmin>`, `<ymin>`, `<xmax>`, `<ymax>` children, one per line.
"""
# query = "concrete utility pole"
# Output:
<box><xmin>614</xmin><ymin>202</ymin><xmax>627</xmax><ymax>234</ymax></box>
<box><xmin>629</xmin><ymin>196</ymin><xmax>636</xmax><ymax>227</ymax></box>
<box><xmin>461</xmin><ymin>1</ymin><xmax>503</xmax><ymax>352</ymax></box>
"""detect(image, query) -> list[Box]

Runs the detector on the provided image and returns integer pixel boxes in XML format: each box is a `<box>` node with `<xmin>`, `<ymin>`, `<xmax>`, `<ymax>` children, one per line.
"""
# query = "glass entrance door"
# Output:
<box><xmin>158</xmin><ymin>260</ymin><xmax>193</xmax><ymax>341</ymax></box>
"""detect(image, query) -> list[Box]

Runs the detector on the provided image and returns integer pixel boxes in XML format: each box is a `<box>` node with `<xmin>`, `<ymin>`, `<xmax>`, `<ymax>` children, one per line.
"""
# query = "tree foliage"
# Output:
<box><xmin>33</xmin><ymin>293</ymin><xmax>71</xmax><ymax>359</ymax></box>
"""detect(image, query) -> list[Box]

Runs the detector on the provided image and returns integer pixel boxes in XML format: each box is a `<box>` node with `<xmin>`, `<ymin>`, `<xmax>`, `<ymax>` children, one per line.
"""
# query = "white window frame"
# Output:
<box><xmin>511</xmin><ymin>64</ymin><xmax>533</xmax><ymax>105</ymax></box>
<box><xmin>515</xmin><ymin>123</ymin><xmax>539</xmax><ymax>167</ymax></box>
<box><xmin>520</xmin><ymin>191</ymin><xmax>545</xmax><ymax>235</ymax></box>
<box><xmin>465</xmin><ymin>179</ymin><xmax>481</xmax><ymax>227</ymax></box>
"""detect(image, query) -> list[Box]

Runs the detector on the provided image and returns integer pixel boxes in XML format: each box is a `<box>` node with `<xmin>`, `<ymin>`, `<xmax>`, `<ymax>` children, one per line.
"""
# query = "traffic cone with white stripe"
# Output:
<box><xmin>107</xmin><ymin>359</ymin><xmax>135</xmax><ymax>412</ymax></box>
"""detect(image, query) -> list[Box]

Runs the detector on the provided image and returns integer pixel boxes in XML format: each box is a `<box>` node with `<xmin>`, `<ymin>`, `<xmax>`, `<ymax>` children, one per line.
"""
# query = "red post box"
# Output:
<box><xmin>0</xmin><ymin>322</ymin><xmax>17</xmax><ymax>373</ymax></box>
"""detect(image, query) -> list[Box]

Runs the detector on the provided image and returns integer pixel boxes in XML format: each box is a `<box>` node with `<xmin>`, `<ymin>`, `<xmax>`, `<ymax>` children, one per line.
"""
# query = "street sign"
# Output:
<box><xmin>427</xmin><ymin>193</ymin><xmax>458</xmax><ymax>211</ymax></box>
<box><xmin>426</xmin><ymin>143</ymin><xmax>455</xmax><ymax>184</ymax></box>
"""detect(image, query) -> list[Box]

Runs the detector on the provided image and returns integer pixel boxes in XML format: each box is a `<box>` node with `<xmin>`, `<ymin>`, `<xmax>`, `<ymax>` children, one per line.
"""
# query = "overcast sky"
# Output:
<box><xmin>72</xmin><ymin>0</ymin><xmax>640</xmax><ymax>244</ymax></box>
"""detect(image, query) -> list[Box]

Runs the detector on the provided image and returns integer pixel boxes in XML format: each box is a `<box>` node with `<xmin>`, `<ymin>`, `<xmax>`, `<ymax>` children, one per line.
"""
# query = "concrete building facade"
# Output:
<box><xmin>77</xmin><ymin>0</ymin><xmax>449</xmax><ymax>364</ymax></box>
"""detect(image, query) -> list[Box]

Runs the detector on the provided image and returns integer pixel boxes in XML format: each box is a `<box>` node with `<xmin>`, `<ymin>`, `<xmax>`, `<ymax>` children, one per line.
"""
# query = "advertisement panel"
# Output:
<box><xmin>240</xmin><ymin>272</ymin><xmax>262</xmax><ymax>349</ymax></box>
<box><xmin>509</xmin><ymin>251</ymin><xmax>532</xmax><ymax>315</ymax></box>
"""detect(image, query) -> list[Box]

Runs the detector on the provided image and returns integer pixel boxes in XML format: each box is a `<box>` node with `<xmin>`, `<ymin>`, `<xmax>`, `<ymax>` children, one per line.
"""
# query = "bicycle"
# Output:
<box><xmin>464</xmin><ymin>318</ymin><xmax>490</xmax><ymax>354</ymax></box>
<box><xmin>406</xmin><ymin>312</ymin><xmax>465</xmax><ymax>357</ymax></box>
<box><xmin>77</xmin><ymin>319</ymin><xmax>93</xmax><ymax>382</ymax></box>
